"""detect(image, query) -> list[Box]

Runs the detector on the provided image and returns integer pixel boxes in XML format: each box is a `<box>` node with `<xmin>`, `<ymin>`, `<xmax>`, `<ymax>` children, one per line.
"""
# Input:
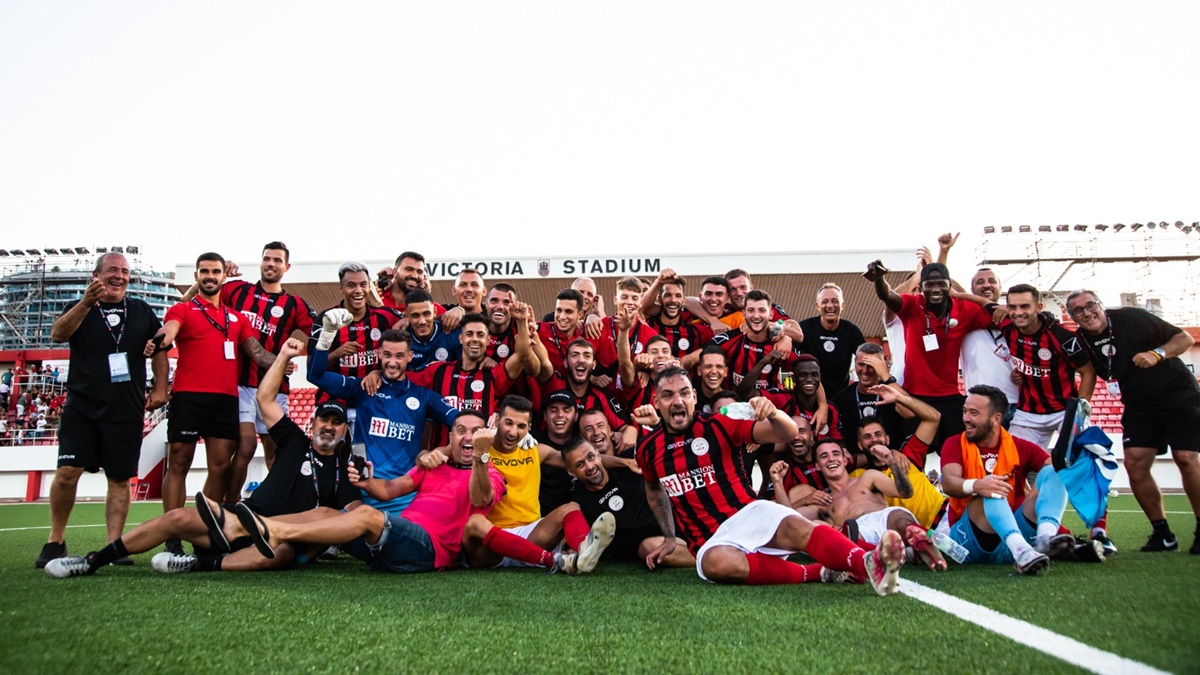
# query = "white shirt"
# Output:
<box><xmin>961</xmin><ymin>327</ymin><xmax>1019</xmax><ymax>404</ymax></box>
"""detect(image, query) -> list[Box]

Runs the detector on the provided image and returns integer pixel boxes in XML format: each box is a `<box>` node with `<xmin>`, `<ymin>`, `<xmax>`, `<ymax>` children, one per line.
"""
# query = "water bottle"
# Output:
<box><xmin>929</xmin><ymin>529</ymin><xmax>969</xmax><ymax>563</ymax></box>
<box><xmin>719</xmin><ymin>402</ymin><xmax>756</xmax><ymax>420</ymax></box>
<box><xmin>768</xmin><ymin>319</ymin><xmax>785</xmax><ymax>340</ymax></box>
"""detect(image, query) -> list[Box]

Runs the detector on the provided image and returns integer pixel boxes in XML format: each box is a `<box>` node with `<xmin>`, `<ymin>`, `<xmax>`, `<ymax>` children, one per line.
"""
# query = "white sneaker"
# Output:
<box><xmin>44</xmin><ymin>556</ymin><xmax>94</xmax><ymax>579</ymax></box>
<box><xmin>1015</xmin><ymin>547</ymin><xmax>1050</xmax><ymax>575</ymax></box>
<box><xmin>151</xmin><ymin>552</ymin><xmax>198</xmax><ymax>574</ymax></box>
<box><xmin>550</xmin><ymin>551</ymin><xmax>578</xmax><ymax>575</ymax></box>
<box><xmin>865</xmin><ymin>530</ymin><xmax>903</xmax><ymax>596</ymax></box>
<box><xmin>573</xmin><ymin>512</ymin><xmax>616</xmax><ymax>575</ymax></box>
<box><xmin>1035</xmin><ymin>533</ymin><xmax>1075</xmax><ymax>559</ymax></box>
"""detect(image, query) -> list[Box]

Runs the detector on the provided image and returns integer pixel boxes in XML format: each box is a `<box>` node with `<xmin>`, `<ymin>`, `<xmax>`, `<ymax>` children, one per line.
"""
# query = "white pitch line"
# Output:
<box><xmin>900</xmin><ymin>579</ymin><xmax>1170</xmax><ymax>675</ymax></box>
<box><xmin>0</xmin><ymin>522</ymin><xmax>143</xmax><ymax>533</ymax></box>
<box><xmin>1104</xmin><ymin>510</ymin><xmax>1192</xmax><ymax>514</ymax></box>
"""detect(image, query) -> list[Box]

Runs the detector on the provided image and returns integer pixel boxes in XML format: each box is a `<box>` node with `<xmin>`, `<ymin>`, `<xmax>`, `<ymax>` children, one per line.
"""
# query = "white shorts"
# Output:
<box><xmin>1008</xmin><ymin>409</ymin><xmax>1064</xmax><ymax>450</ymax></box>
<box><xmin>492</xmin><ymin>518</ymin><xmax>564</xmax><ymax>568</ymax></box>
<box><xmin>238</xmin><ymin>386</ymin><xmax>288</xmax><ymax>434</ymax></box>
<box><xmin>695</xmin><ymin>500</ymin><xmax>799</xmax><ymax>583</ymax></box>
<box><xmin>854</xmin><ymin>506</ymin><xmax>915</xmax><ymax>546</ymax></box>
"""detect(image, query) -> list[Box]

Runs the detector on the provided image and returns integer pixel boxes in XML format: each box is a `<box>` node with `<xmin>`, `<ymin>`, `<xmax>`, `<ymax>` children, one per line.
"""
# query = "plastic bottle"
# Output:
<box><xmin>768</xmin><ymin>319</ymin><xmax>785</xmax><ymax>340</ymax></box>
<box><xmin>929</xmin><ymin>529</ymin><xmax>969</xmax><ymax>563</ymax></box>
<box><xmin>718</xmin><ymin>402</ymin><xmax>756</xmax><ymax>420</ymax></box>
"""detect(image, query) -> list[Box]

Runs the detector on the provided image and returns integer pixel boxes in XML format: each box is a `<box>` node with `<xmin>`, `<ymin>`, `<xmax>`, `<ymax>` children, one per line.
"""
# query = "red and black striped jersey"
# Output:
<box><xmin>486</xmin><ymin>323</ymin><xmax>518</xmax><ymax>361</ymax></box>
<box><xmin>589</xmin><ymin>317</ymin><xmax>660</xmax><ymax>380</ymax></box>
<box><xmin>309</xmin><ymin>304</ymin><xmax>401</xmax><ymax>405</ymax></box>
<box><xmin>536</xmin><ymin>322</ymin><xmax>581</xmax><ymax>379</ymax></box>
<box><xmin>617</xmin><ymin>376</ymin><xmax>655</xmax><ymax>411</ymax></box>
<box><xmin>647</xmin><ymin>311</ymin><xmax>714</xmax><ymax>358</ymax></box>
<box><xmin>221</xmin><ymin>280</ymin><xmax>315</xmax><ymax>393</ymax></box>
<box><xmin>780</xmin><ymin>459</ymin><xmax>829</xmax><ymax>494</ymax></box>
<box><xmin>408</xmin><ymin>359</ymin><xmax>516</xmax><ymax>444</ymax></box>
<box><xmin>1002</xmin><ymin>316</ymin><xmax>1090</xmax><ymax>414</ymax></box>
<box><xmin>635</xmin><ymin>413</ymin><xmax>757</xmax><ymax>554</ymax></box>
<box><xmin>763</xmin><ymin>389</ymin><xmax>842</xmax><ymax>440</ymax></box>
<box><xmin>707</xmin><ymin>332</ymin><xmax>797</xmax><ymax>392</ymax></box>
<box><xmin>540</xmin><ymin>375</ymin><xmax>630</xmax><ymax>432</ymax></box>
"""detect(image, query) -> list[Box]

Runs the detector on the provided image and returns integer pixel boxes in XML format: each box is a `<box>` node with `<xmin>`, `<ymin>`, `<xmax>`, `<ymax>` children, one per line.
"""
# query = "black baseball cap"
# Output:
<box><xmin>920</xmin><ymin>263</ymin><xmax>950</xmax><ymax>283</ymax></box>
<box><xmin>544</xmin><ymin>390</ymin><xmax>575</xmax><ymax>409</ymax></box>
<box><xmin>314</xmin><ymin>401</ymin><xmax>348</xmax><ymax>423</ymax></box>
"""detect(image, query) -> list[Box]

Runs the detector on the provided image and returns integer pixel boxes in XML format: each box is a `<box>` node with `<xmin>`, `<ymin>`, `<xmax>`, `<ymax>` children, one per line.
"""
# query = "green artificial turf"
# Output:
<box><xmin>1</xmin><ymin>496</ymin><xmax>1196</xmax><ymax>674</ymax></box>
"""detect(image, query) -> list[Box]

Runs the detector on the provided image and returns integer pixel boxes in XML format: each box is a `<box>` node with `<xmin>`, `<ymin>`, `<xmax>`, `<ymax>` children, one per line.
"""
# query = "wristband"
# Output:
<box><xmin>962</xmin><ymin>479</ymin><xmax>976</xmax><ymax>495</ymax></box>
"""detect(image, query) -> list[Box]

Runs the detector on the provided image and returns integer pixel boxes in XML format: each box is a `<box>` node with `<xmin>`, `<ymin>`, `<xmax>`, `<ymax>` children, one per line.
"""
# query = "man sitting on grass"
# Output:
<box><xmin>189</xmin><ymin>411</ymin><xmax>508</xmax><ymax>574</ymax></box>
<box><xmin>45</xmin><ymin>338</ymin><xmax>361</xmax><ymax>577</ymax></box>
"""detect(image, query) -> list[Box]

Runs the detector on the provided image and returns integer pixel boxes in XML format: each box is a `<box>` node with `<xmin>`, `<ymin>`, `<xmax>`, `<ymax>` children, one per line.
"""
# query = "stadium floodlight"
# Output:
<box><xmin>1093</xmin><ymin>224</ymin><xmax>1108</xmax><ymax>232</ymax></box>
<box><xmin>1056</xmin><ymin>225</ymin><xmax>1069</xmax><ymax>232</ymax></box>
<box><xmin>1038</xmin><ymin>225</ymin><xmax>1052</xmax><ymax>233</ymax></box>
<box><xmin>984</xmin><ymin>226</ymin><xmax>996</xmax><ymax>234</ymax></box>
<box><xmin>75</xmin><ymin>247</ymin><xmax>89</xmax><ymax>255</ymax></box>
<box><xmin>1131</xmin><ymin>223</ymin><xmax>1143</xmax><ymax>232</ymax></box>
<box><xmin>43</xmin><ymin>248</ymin><xmax>60</xmax><ymax>255</ymax></box>
<box><xmin>0</xmin><ymin>250</ymin><xmax>9</xmax><ymax>257</ymax></box>
<box><xmin>110</xmin><ymin>246</ymin><xmax>124</xmax><ymax>253</ymax></box>
<box><xmin>1073</xmin><ymin>224</ymin><xmax>1088</xmax><ymax>232</ymax></box>
<box><xmin>1112</xmin><ymin>223</ymin><xmax>1126</xmax><ymax>232</ymax></box>
<box><xmin>1174</xmin><ymin>221</ymin><xmax>1185</xmax><ymax>230</ymax></box>
<box><xmin>127</xmin><ymin>245</ymin><xmax>139</xmax><ymax>255</ymax></box>
<box><xmin>1159</xmin><ymin>221</ymin><xmax>1169</xmax><ymax>229</ymax></box>
<box><xmin>25</xmin><ymin>249</ymin><xmax>42</xmax><ymax>256</ymax></box>
<box><xmin>95</xmin><ymin>247</ymin><xmax>108</xmax><ymax>254</ymax></box>
<box><xmin>1018</xmin><ymin>225</ymin><xmax>1031</xmax><ymax>233</ymax></box>
<box><xmin>1000</xmin><ymin>226</ymin><xmax>1012</xmax><ymax>233</ymax></box>
<box><xmin>1147</xmin><ymin>222</ymin><xmax>1157</xmax><ymax>230</ymax></box>
<box><xmin>1183</xmin><ymin>226</ymin><xmax>1194</xmax><ymax>234</ymax></box>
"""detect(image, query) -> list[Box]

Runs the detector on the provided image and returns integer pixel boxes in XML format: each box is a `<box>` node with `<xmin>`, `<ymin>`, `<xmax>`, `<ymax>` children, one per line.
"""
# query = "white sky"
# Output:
<box><xmin>1</xmin><ymin>1</ymin><xmax>1197</xmax><ymax>272</ymax></box>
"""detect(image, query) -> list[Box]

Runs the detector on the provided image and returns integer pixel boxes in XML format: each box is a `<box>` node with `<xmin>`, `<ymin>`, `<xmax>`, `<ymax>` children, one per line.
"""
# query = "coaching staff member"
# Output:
<box><xmin>35</xmin><ymin>252</ymin><xmax>169</xmax><ymax>568</ymax></box>
<box><xmin>1067</xmin><ymin>289</ymin><xmax>1200</xmax><ymax>554</ymax></box>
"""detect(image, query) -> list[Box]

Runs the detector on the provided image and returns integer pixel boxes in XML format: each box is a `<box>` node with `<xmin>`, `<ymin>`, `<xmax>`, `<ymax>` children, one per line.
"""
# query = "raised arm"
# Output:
<box><xmin>469</xmin><ymin>452</ymin><xmax>497</xmax><ymax>508</ymax></box>
<box><xmin>615</xmin><ymin>307</ymin><xmax>637</xmax><ymax>389</ymax></box>
<box><xmin>51</xmin><ymin>281</ymin><xmax>106</xmax><ymax>343</ymax></box>
<box><xmin>748</xmin><ymin>396</ymin><xmax>799</xmax><ymax>446</ymax></box>
<box><xmin>257</xmin><ymin>337</ymin><xmax>304</xmax><ymax>429</ymax></box>
<box><xmin>866</xmin><ymin>261</ymin><xmax>903</xmax><ymax>314</ymax></box>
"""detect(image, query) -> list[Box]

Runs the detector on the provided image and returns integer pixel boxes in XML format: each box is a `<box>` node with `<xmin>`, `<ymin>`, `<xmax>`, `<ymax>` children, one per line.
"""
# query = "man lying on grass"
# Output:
<box><xmin>45</xmin><ymin>338</ymin><xmax>361</xmax><ymax>577</ymax></box>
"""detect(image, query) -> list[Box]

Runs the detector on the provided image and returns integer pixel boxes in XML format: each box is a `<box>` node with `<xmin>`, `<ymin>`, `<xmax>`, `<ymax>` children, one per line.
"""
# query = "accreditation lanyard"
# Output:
<box><xmin>309</xmin><ymin>450</ymin><xmax>339</xmax><ymax>508</ymax></box>
<box><xmin>192</xmin><ymin>298</ymin><xmax>231</xmax><ymax>338</ymax></box>
<box><xmin>96</xmin><ymin>299</ymin><xmax>127</xmax><ymax>349</ymax></box>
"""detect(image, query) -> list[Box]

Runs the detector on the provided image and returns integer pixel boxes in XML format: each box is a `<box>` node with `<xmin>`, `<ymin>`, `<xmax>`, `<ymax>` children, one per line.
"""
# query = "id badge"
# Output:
<box><xmin>922</xmin><ymin>333</ymin><xmax>940</xmax><ymax>351</ymax></box>
<box><xmin>224</xmin><ymin>341</ymin><xmax>236</xmax><ymax>360</ymax></box>
<box><xmin>108</xmin><ymin>352</ymin><xmax>131</xmax><ymax>383</ymax></box>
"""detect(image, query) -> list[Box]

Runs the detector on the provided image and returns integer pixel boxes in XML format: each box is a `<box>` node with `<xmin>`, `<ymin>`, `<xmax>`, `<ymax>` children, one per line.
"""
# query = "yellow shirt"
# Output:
<box><xmin>850</xmin><ymin>463</ymin><xmax>946</xmax><ymax>530</ymax></box>
<box><xmin>486</xmin><ymin>443</ymin><xmax>542</xmax><ymax>529</ymax></box>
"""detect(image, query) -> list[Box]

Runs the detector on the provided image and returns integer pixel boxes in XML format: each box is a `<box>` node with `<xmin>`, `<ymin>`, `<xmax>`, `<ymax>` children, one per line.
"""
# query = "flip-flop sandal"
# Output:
<box><xmin>231</xmin><ymin>502</ymin><xmax>275</xmax><ymax>559</ymax></box>
<box><xmin>195</xmin><ymin>492</ymin><xmax>230</xmax><ymax>552</ymax></box>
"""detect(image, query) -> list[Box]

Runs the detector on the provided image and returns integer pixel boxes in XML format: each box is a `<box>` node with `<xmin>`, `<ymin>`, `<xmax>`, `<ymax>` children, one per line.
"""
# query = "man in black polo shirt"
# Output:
<box><xmin>35</xmin><ymin>253</ymin><xmax>169</xmax><ymax>569</ymax></box>
<box><xmin>45</xmin><ymin>338</ymin><xmax>361</xmax><ymax>578</ymax></box>
<box><xmin>562</xmin><ymin>438</ymin><xmax>694</xmax><ymax>569</ymax></box>
<box><xmin>1067</xmin><ymin>289</ymin><xmax>1200</xmax><ymax>554</ymax></box>
<box><xmin>799</xmin><ymin>283</ymin><xmax>866</xmax><ymax>396</ymax></box>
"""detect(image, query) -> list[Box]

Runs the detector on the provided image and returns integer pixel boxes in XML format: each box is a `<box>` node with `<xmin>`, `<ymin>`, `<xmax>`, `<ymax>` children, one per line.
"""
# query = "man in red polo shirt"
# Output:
<box><xmin>148</xmin><ymin>252</ymin><xmax>276</xmax><ymax>556</ymax></box>
<box><xmin>869</xmin><ymin>261</ymin><xmax>991</xmax><ymax>451</ymax></box>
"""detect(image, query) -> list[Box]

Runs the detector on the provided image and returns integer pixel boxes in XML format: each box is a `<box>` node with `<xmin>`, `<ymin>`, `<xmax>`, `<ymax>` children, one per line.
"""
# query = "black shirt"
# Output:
<box><xmin>569</xmin><ymin>466</ymin><xmax>661</xmax><ymax>556</ymax></box>
<box><xmin>245</xmin><ymin>417</ymin><xmax>360</xmax><ymax>517</ymax></box>
<box><xmin>63</xmin><ymin>298</ymin><xmax>162</xmax><ymax>423</ymax></box>
<box><xmin>799</xmin><ymin>317</ymin><xmax>866</xmax><ymax>395</ymax></box>
<box><xmin>831</xmin><ymin>381</ymin><xmax>906</xmax><ymax>449</ymax></box>
<box><xmin>1077</xmin><ymin>307</ymin><xmax>1199</xmax><ymax>405</ymax></box>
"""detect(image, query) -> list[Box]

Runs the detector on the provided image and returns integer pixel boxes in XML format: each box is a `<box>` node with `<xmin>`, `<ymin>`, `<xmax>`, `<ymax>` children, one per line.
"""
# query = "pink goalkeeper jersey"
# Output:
<box><xmin>402</xmin><ymin>462</ymin><xmax>506</xmax><ymax>569</ymax></box>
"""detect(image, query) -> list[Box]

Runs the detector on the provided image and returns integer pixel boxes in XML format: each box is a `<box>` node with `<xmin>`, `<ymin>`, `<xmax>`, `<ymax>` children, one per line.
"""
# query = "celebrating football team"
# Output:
<box><xmin>39</xmin><ymin>233</ymin><xmax>1200</xmax><ymax>592</ymax></box>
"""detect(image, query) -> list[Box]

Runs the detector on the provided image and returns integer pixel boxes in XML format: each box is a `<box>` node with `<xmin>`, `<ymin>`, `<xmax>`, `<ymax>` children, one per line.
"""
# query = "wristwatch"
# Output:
<box><xmin>476</xmin><ymin>452</ymin><xmax>490</xmax><ymax>465</ymax></box>
<box><xmin>1151</xmin><ymin>348</ymin><xmax>1166</xmax><ymax>362</ymax></box>
<box><xmin>882</xmin><ymin>376</ymin><xmax>897</xmax><ymax>385</ymax></box>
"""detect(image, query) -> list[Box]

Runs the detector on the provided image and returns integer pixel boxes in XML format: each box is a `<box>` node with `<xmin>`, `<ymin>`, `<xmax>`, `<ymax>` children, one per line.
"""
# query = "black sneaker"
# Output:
<box><xmin>1191</xmin><ymin>536</ymin><xmax>1199</xmax><ymax>555</ymax></box>
<box><xmin>111</xmin><ymin>556</ymin><xmax>135</xmax><ymax>566</ymax></box>
<box><xmin>35</xmin><ymin>541</ymin><xmax>66</xmax><ymax>569</ymax></box>
<box><xmin>165</xmin><ymin>538</ymin><xmax>186</xmax><ymax>556</ymax></box>
<box><xmin>1140</xmin><ymin>533</ymin><xmax>1178</xmax><ymax>552</ymax></box>
<box><xmin>1091</xmin><ymin>531</ymin><xmax>1118</xmax><ymax>556</ymax></box>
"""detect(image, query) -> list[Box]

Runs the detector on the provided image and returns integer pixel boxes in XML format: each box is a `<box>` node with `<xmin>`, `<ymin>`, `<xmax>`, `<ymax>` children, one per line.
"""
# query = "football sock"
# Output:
<box><xmin>89</xmin><ymin>538</ymin><xmax>129</xmax><ymax>569</ymax></box>
<box><xmin>805</xmin><ymin>524</ymin><xmax>868</xmax><ymax>577</ymax></box>
<box><xmin>483</xmin><ymin>527</ymin><xmax>555</xmax><ymax>567</ymax></box>
<box><xmin>195</xmin><ymin>556</ymin><xmax>223</xmax><ymax>572</ymax></box>
<box><xmin>1035</xmin><ymin>468</ymin><xmax>1067</xmax><ymax>541</ymax></box>
<box><xmin>744</xmin><ymin>553</ymin><xmax>821</xmax><ymax>585</ymax></box>
<box><xmin>1151</xmin><ymin>519</ymin><xmax>1173</xmax><ymax>538</ymax></box>
<box><xmin>1093</xmin><ymin>512</ymin><xmax>1108</xmax><ymax>533</ymax></box>
<box><xmin>983</xmin><ymin>496</ymin><xmax>1033</xmax><ymax>558</ymax></box>
<box><xmin>562</xmin><ymin>510</ymin><xmax>589</xmax><ymax>552</ymax></box>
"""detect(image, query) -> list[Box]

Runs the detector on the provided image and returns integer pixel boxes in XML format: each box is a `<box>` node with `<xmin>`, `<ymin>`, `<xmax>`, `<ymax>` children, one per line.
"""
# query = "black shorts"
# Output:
<box><xmin>57</xmin><ymin>406</ymin><xmax>143</xmax><ymax>481</ymax></box>
<box><xmin>1121</xmin><ymin>389</ymin><xmax>1200</xmax><ymax>455</ymax></box>
<box><xmin>605</xmin><ymin>525</ymin><xmax>664</xmax><ymax>562</ymax></box>
<box><xmin>907</xmin><ymin>394</ymin><xmax>966</xmax><ymax>452</ymax></box>
<box><xmin>168</xmin><ymin>392</ymin><xmax>239</xmax><ymax>443</ymax></box>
